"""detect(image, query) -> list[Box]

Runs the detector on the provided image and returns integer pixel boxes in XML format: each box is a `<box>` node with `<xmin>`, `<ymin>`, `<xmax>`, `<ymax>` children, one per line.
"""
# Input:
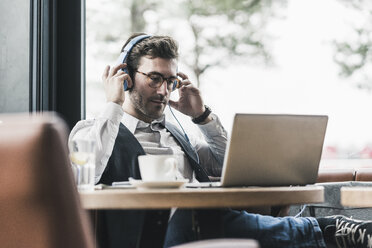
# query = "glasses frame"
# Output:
<box><xmin>136</xmin><ymin>70</ymin><xmax>181</xmax><ymax>91</ymax></box>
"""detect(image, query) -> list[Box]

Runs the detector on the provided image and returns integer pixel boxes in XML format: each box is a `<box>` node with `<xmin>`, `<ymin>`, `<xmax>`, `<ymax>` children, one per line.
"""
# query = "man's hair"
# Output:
<box><xmin>121</xmin><ymin>33</ymin><xmax>179</xmax><ymax>80</ymax></box>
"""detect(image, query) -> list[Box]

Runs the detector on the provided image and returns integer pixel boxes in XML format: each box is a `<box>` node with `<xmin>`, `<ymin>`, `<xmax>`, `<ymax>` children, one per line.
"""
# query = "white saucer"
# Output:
<box><xmin>129</xmin><ymin>178</ymin><xmax>188</xmax><ymax>189</ymax></box>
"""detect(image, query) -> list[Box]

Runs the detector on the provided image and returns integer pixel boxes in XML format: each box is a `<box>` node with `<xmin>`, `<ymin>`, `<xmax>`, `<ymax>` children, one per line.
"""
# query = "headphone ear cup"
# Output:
<box><xmin>174</xmin><ymin>80</ymin><xmax>181</xmax><ymax>91</ymax></box>
<box><xmin>123</xmin><ymin>67</ymin><xmax>129</xmax><ymax>91</ymax></box>
<box><xmin>117</xmin><ymin>34</ymin><xmax>151</xmax><ymax>91</ymax></box>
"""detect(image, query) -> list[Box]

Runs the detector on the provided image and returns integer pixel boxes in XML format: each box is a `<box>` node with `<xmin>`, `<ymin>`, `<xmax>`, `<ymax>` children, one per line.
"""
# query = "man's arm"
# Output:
<box><xmin>167</xmin><ymin>72</ymin><xmax>227</xmax><ymax>177</ymax></box>
<box><xmin>69</xmin><ymin>63</ymin><xmax>131</xmax><ymax>184</ymax></box>
<box><xmin>193</xmin><ymin>113</ymin><xmax>228</xmax><ymax>177</ymax></box>
<box><xmin>69</xmin><ymin>102</ymin><xmax>124</xmax><ymax>184</ymax></box>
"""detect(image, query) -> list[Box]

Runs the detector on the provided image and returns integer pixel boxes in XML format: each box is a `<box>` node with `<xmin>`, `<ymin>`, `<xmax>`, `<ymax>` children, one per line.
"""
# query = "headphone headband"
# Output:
<box><xmin>123</xmin><ymin>34</ymin><xmax>151</xmax><ymax>52</ymax></box>
<box><xmin>117</xmin><ymin>34</ymin><xmax>151</xmax><ymax>90</ymax></box>
<box><xmin>117</xmin><ymin>34</ymin><xmax>151</xmax><ymax>66</ymax></box>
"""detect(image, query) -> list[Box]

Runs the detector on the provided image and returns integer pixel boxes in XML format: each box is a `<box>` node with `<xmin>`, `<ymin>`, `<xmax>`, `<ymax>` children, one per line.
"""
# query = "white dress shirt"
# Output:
<box><xmin>69</xmin><ymin>102</ymin><xmax>228</xmax><ymax>184</ymax></box>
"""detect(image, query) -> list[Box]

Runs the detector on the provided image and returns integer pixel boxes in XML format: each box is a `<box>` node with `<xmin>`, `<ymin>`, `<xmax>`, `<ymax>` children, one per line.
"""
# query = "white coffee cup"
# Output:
<box><xmin>138</xmin><ymin>155</ymin><xmax>178</xmax><ymax>182</ymax></box>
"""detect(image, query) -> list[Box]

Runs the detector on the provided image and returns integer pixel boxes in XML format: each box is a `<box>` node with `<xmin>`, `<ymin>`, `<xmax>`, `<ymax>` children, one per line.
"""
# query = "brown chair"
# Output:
<box><xmin>171</xmin><ymin>238</ymin><xmax>260</xmax><ymax>248</ymax></box>
<box><xmin>317</xmin><ymin>168</ymin><xmax>355</xmax><ymax>183</ymax></box>
<box><xmin>355</xmin><ymin>168</ymin><xmax>372</xmax><ymax>181</ymax></box>
<box><xmin>0</xmin><ymin>113</ymin><xmax>94</xmax><ymax>248</ymax></box>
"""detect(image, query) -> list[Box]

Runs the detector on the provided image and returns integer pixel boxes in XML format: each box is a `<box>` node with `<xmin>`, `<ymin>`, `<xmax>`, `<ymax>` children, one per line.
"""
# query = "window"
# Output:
<box><xmin>29</xmin><ymin>0</ymin><xmax>84</xmax><ymax>130</ymax></box>
<box><xmin>0</xmin><ymin>0</ymin><xmax>29</xmax><ymax>113</ymax></box>
<box><xmin>86</xmin><ymin>0</ymin><xmax>372</xmax><ymax>169</ymax></box>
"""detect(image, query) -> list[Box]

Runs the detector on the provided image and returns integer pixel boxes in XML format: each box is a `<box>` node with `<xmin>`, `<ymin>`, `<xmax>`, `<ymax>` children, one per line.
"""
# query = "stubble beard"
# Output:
<box><xmin>130</xmin><ymin>87</ymin><xmax>166</xmax><ymax>121</ymax></box>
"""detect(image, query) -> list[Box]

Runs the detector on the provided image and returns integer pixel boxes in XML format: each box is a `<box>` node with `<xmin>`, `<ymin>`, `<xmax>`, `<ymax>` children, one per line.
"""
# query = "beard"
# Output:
<box><xmin>129</xmin><ymin>87</ymin><xmax>167</xmax><ymax>121</ymax></box>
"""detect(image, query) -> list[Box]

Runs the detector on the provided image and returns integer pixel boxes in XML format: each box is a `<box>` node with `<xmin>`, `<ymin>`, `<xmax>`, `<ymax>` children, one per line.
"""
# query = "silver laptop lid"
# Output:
<box><xmin>220</xmin><ymin>114</ymin><xmax>328</xmax><ymax>187</ymax></box>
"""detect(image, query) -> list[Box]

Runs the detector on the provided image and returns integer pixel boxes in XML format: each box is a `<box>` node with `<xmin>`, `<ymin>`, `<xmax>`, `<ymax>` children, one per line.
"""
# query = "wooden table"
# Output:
<box><xmin>341</xmin><ymin>187</ymin><xmax>372</xmax><ymax>207</ymax></box>
<box><xmin>80</xmin><ymin>185</ymin><xmax>324</xmax><ymax>210</ymax></box>
<box><xmin>81</xmin><ymin>185</ymin><xmax>324</xmax><ymax>247</ymax></box>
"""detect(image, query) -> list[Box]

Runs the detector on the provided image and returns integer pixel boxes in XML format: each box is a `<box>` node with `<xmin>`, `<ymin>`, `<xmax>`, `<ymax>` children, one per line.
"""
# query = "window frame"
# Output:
<box><xmin>30</xmin><ymin>0</ymin><xmax>85</xmax><ymax>130</ymax></box>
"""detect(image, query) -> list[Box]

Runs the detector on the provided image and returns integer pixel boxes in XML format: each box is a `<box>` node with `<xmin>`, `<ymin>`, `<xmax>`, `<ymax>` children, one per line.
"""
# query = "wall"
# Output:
<box><xmin>0</xmin><ymin>0</ymin><xmax>29</xmax><ymax>113</ymax></box>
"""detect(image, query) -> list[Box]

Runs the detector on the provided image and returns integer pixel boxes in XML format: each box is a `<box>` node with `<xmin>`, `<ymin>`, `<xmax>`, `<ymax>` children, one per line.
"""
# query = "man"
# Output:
<box><xmin>70</xmin><ymin>33</ymin><xmax>372</xmax><ymax>248</ymax></box>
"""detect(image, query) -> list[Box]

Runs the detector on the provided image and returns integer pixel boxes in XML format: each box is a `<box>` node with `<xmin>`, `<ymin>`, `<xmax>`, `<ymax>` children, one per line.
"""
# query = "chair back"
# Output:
<box><xmin>0</xmin><ymin>113</ymin><xmax>94</xmax><ymax>248</ymax></box>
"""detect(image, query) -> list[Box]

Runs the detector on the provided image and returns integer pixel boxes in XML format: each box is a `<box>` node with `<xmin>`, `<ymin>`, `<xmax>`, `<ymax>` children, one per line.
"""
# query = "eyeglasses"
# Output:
<box><xmin>136</xmin><ymin>70</ymin><xmax>181</xmax><ymax>91</ymax></box>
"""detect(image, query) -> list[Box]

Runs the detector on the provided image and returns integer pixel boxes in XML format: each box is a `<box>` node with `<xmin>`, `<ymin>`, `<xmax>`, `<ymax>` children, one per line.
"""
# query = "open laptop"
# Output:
<box><xmin>189</xmin><ymin>113</ymin><xmax>328</xmax><ymax>187</ymax></box>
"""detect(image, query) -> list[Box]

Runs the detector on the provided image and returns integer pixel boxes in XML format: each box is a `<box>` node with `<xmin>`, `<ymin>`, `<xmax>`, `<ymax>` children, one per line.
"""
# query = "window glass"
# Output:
<box><xmin>86</xmin><ymin>0</ymin><xmax>372</xmax><ymax>169</ymax></box>
<box><xmin>0</xmin><ymin>0</ymin><xmax>29</xmax><ymax>112</ymax></box>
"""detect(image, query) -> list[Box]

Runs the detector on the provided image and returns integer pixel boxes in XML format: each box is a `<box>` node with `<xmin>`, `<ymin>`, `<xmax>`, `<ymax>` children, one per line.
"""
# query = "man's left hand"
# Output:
<box><xmin>168</xmin><ymin>72</ymin><xmax>208</xmax><ymax>120</ymax></box>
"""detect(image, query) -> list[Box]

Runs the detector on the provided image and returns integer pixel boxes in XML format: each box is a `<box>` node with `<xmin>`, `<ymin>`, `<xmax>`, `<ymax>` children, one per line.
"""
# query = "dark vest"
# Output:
<box><xmin>96</xmin><ymin>122</ymin><xmax>211</xmax><ymax>248</ymax></box>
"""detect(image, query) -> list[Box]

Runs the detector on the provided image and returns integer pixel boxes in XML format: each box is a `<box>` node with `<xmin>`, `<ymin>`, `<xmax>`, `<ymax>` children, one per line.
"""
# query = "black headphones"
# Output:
<box><xmin>115</xmin><ymin>34</ymin><xmax>151</xmax><ymax>91</ymax></box>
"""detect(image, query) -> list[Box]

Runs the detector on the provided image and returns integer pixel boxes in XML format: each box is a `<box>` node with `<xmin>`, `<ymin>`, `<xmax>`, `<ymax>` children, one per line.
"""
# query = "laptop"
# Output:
<box><xmin>189</xmin><ymin>113</ymin><xmax>328</xmax><ymax>187</ymax></box>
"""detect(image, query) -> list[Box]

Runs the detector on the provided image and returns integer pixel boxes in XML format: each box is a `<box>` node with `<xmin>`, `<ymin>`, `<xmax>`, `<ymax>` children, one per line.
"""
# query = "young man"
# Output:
<box><xmin>70</xmin><ymin>33</ymin><xmax>372</xmax><ymax>248</ymax></box>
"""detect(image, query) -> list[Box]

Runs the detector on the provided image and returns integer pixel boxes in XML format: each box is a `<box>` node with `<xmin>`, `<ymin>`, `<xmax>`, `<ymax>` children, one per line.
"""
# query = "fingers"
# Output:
<box><xmin>103</xmin><ymin>63</ymin><xmax>133</xmax><ymax>87</ymax></box>
<box><xmin>109</xmin><ymin>63</ymin><xmax>127</xmax><ymax>77</ymax></box>
<box><xmin>103</xmin><ymin>63</ymin><xmax>128</xmax><ymax>82</ymax></box>
<box><xmin>113</xmin><ymin>70</ymin><xmax>125</xmax><ymax>78</ymax></box>
<box><xmin>116</xmin><ymin>73</ymin><xmax>133</xmax><ymax>89</ymax></box>
<box><xmin>176</xmin><ymin>73</ymin><xmax>200</xmax><ymax>95</ymax></box>
<box><xmin>102</xmin><ymin>65</ymin><xmax>110</xmax><ymax>81</ymax></box>
<box><xmin>103</xmin><ymin>62</ymin><xmax>132</xmax><ymax>90</ymax></box>
<box><xmin>177</xmin><ymin>72</ymin><xmax>192</xmax><ymax>88</ymax></box>
<box><xmin>168</xmin><ymin>99</ymin><xmax>179</xmax><ymax>109</ymax></box>
<box><xmin>177</xmin><ymin>72</ymin><xmax>188</xmax><ymax>80</ymax></box>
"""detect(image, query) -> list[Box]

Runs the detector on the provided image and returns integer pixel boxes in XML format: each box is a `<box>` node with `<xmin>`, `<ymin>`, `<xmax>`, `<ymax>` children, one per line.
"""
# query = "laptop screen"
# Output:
<box><xmin>220</xmin><ymin>114</ymin><xmax>328</xmax><ymax>187</ymax></box>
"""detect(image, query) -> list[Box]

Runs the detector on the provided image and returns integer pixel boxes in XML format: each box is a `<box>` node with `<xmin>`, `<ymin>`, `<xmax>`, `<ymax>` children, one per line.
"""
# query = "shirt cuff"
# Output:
<box><xmin>99</xmin><ymin>102</ymin><xmax>124</xmax><ymax>125</ymax></box>
<box><xmin>197</xmin><ymin>113</ymin><xmax>226</xmax><ymax>137</ymax></box>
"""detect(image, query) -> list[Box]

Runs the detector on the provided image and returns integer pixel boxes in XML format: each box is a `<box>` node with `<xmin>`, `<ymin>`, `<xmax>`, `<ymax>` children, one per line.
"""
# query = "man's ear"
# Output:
<box><xmin>126</xmin><ymin>74</ymin><xmax>134</xmax><ymax>91</ymax></box>
<box><xmin>127</xmin><ymin>80</ymin><xmax>134</xmax><ymax>91</ymax></box>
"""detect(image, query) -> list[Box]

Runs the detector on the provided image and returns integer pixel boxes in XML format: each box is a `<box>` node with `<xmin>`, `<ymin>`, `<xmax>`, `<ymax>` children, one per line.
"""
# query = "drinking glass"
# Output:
<box><xmin>69</xmin><ymin>139</ymin><xmax>96</xmax><ymax>191</ymax></box>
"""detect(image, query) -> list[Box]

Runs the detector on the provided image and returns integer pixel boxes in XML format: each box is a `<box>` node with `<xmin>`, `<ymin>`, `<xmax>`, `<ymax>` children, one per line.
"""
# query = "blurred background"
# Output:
<box><xmin>85</xmin><ymin>0</ymin><xmax>372</xmax><ymax>169</ymax></box>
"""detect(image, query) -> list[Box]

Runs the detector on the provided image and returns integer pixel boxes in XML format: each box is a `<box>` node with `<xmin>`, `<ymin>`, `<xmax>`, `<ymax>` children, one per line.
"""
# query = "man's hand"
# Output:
<box><xmin>168</xmin><ymin>72</ymin><xmax>208</xmax><ymax>121</ymax></box>
<box><xmin>102</xmin><ymin>63</ymin><xmax>133</xmax><ymax>106</ymax></box>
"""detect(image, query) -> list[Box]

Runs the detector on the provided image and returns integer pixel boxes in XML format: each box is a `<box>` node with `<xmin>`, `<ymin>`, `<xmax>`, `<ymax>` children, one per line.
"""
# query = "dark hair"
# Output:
<box><xmin>121</xmin><ymin>33</ymin><xmax>179</xmax><ymax>80</ymax></box>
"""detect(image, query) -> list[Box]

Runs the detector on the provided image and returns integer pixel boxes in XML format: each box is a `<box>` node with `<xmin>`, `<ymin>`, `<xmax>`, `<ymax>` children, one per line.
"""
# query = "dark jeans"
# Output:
<box><xmin>164</xmin><ymin>209</ymin><xmax>326</xmax><ymax>248</ymax></box>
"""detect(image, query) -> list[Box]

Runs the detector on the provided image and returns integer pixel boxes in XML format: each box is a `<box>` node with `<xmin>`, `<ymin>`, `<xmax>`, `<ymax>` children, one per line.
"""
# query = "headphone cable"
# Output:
<box><xmin>168</xmin><ymin>104</ymin><xmax>200</xmax><ymax>164</ymax></box>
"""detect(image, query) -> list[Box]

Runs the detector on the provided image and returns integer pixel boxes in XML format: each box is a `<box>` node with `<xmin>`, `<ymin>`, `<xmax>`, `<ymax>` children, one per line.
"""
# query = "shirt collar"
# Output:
<box><xmin>122</xmin><ymin>112</ymin><xmax>166</xmax><ymax>134</ymax></box>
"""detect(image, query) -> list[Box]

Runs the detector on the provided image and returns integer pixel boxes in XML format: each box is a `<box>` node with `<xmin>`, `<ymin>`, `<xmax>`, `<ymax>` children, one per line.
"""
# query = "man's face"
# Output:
<box><xmin>129</xmin><ymin>56</ymin><xmax>178</xmax><ymax>122</ymax></box>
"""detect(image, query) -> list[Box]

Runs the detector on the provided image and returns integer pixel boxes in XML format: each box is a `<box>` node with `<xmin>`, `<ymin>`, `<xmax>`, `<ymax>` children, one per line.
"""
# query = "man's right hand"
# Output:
<box><xmin>102</xmin><ymin>63</ymin><xmax>133</xmax><ymax>106</ymax></box>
